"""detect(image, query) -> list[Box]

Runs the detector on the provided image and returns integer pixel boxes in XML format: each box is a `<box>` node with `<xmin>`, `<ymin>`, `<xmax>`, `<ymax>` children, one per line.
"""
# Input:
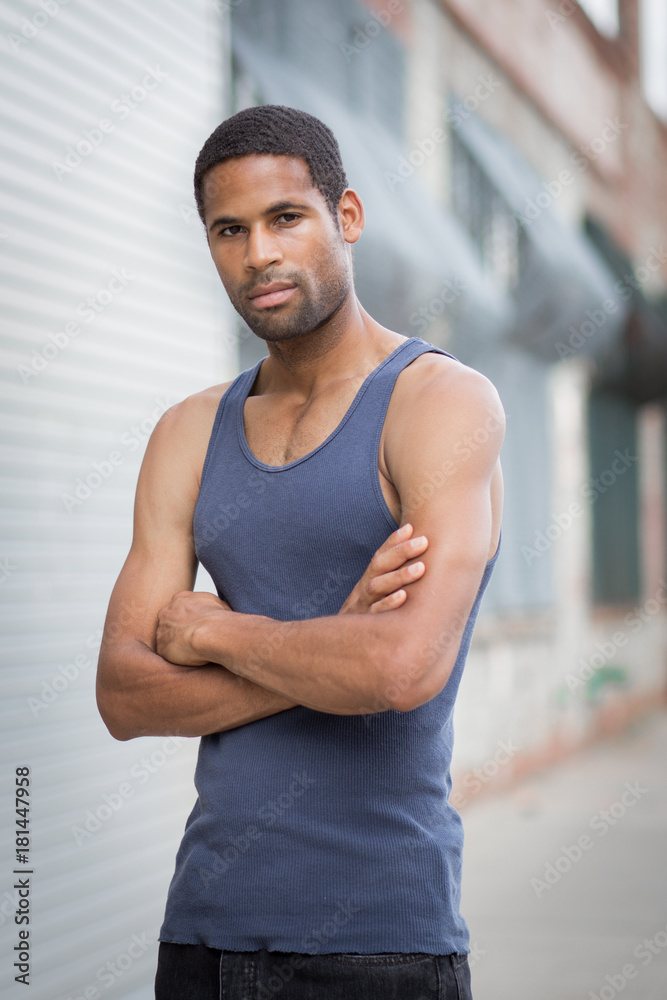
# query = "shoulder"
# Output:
<box><xmin>390</xmin><ymin>350</ymin><xmax>505</xmax><ymax>439</ymax></box>
<box><xmin>382</xmin><ymin>351</ymin><xmax>505</xmax><ymax>496</ymax></box>
<box><xmin>139</xmin><ymin>377</ymin><xmax>236</xmax><ymax>489</ymax></box>
<box><xmin>151</xmin><ymin>377</ymin><xmax>235</xmax><ymax>445</ymax></box>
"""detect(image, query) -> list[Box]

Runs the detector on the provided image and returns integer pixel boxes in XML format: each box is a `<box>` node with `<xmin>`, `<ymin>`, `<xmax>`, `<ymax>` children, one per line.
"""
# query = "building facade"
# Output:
<box><xmin>227</xmin><ymin>0</ymin><xmax>667</xmax><ymax>796</ymax></box>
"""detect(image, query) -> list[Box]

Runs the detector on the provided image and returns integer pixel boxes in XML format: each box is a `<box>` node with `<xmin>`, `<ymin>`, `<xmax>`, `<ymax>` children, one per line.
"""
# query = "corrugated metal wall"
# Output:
<box><xmin>0</xmin><ymin>2</ymin><xmax>233</xmax><ymax>997</ymax></box>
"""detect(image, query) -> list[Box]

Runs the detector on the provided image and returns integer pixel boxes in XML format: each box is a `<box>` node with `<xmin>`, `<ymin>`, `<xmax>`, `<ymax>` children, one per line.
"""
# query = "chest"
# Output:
<box><xmin>242</xmin><ymin>385</ymin><xmax>402</xmax><ymax>525</ymax></box>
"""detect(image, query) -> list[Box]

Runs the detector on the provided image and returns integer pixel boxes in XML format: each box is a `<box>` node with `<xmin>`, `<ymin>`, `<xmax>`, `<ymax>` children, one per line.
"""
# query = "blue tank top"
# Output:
<box><xmin>159</xmin><ymin>336</ymin><xmax>501</xmax><ymax>955</ymax></box>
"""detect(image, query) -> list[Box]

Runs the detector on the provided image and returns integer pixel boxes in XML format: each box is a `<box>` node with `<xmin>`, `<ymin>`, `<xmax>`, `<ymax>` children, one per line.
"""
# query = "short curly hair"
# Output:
<box><xmin>193</xmin><ymin>105</ymin><xmax>349</xmax><ymax>226</ymax></box>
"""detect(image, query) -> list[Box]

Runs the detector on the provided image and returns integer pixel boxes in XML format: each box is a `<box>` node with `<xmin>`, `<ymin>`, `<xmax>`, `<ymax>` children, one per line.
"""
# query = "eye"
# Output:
<box><xmin>276</xmin><ymin>213</ymin><xmax>300</xmax><ymax>224</ymax></box>
<box><xmin>218</xmin><ymin>225</ymin><xmax>245</xmax><ymax>237</ymax></box>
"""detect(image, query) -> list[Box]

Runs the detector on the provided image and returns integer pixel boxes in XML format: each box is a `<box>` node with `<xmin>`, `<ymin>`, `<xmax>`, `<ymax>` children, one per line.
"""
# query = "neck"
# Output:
<box><xmin>254</xmin><ymin>297</ymin><xmax>406</xmax><ymax>401</ymax></box>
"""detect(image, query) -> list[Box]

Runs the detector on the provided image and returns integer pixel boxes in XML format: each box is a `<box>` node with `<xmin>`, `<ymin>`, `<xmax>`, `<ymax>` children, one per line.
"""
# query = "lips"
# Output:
<box><xmin>247</xmin><ymin>282</ymin><xmax>297</xmax><ymax>308</ymax></box>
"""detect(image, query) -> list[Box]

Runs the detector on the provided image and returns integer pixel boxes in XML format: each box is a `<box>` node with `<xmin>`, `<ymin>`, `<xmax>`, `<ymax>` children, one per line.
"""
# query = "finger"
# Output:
<box><xmin>365</xmin><ymin>561</ymin><xmax>426</xmax><ymax>600</ymax></box>
<box><xmin>370</xmin><ymin>535</ymin><xmax>429</xmax><ymax>575</ymax></box>
<box><xmin>376</xmin><ymin>523</ymin><xmax>413</xmax><ymax>552</ymax></box>
<box><xmin>369</xmin><ymin>589</ymin><xmax>407</xmax><ymax>613</ymax></box>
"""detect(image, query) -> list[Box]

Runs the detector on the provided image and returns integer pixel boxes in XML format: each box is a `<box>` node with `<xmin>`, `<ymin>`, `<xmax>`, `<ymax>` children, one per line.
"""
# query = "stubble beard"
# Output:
<box><xmin>229</xmin><ymin>256</ymin><xmax>352</xmax><ymax>344</ymax></box>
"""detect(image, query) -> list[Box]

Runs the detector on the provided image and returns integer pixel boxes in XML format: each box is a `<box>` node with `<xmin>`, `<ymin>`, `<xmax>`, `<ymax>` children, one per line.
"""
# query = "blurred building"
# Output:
<box><xmin>227</xmin><ymin>0</ymin><xmax>667</xmax><ymax>795</ymax></box>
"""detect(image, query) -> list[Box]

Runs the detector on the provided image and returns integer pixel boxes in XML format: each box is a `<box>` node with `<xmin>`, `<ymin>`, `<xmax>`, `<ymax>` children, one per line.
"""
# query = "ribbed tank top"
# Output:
<box><xmin>159</xmin><ymin>336</ymin><xmax>501</xmax><ymax>956</ymax></box>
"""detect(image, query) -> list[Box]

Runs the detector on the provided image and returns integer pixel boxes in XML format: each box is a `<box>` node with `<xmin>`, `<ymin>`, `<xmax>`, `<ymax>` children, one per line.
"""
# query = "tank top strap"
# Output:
<box><xmin>201</xmin><ymin>339</ymin><xmax>455</xmax><ymax>485</ymax></box>
<box><xmin>351</xmin><ymin>336</ymin><xmax>457</xmax><ymax>434</ymax></box>
<box><xmin>198</xmin><ymin>361</ymin><xmax>262</xmax><ymax>487</ymax></box>
<box><xmin>370</xmin><ymin>336</ymin><xmax>455</xmax><ymax>390</ymax></box>
<box><xmin>227</xmin><ymin>360</ymin><xmax>263</xmax><ymax>402</ymax></box>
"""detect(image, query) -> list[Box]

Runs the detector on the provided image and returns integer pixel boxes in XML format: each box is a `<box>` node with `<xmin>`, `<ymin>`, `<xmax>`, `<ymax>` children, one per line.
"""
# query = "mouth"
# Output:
<box><xmin>247</xmin><ymin>283</ymin><xmax>298</xmax><ymax>309</ymax></box>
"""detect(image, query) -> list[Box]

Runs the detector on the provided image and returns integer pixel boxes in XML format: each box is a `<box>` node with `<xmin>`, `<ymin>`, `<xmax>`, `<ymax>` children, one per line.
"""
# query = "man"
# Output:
<box><xmin>96</xmin><ymin>104</ymin><xmax>504</xmax><ymax>1000</ymax></box>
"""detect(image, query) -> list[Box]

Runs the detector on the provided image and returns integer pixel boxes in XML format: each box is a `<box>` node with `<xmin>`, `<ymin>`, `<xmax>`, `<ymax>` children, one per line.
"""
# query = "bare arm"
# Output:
<box><xmin>96</xmin><ymin>390</ymin><xmax>275</xmax><ymax>741</ymax></box>
<box><xmin>155</xmin><ymin>358</ymin><xmax>505</xmax><ymax>715</ymax></box>
<box><xmin>96</xmin><ymin>390</ymin><xmax>428</xmax><ymax>741</ymax></box>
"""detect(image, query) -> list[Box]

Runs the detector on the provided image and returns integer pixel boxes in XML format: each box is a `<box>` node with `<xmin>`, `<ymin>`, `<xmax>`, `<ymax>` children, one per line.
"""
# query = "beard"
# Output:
<box><xmin>226</xmin><ymin>256</ymin><xmax>352</xmax><ymax>344</ymax></box>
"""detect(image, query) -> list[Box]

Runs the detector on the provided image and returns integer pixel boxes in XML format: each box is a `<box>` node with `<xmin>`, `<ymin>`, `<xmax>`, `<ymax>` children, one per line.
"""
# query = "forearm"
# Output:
<box><xmin>192</xmin><ymin>610</ymin><xmax>404</xmax><ymax>714</ymax></box>
<box><xmin>96</xmin><ymin>639</ymin><xmax>298</xmax><ymax>740</ymax></box>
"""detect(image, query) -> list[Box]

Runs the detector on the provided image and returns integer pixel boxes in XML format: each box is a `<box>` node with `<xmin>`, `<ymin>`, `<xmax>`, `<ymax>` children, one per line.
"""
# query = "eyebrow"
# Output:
<box><xmin>207</xmin><ymin>201</ymin><xmax>313</xmax><ymax>232</ymax></box>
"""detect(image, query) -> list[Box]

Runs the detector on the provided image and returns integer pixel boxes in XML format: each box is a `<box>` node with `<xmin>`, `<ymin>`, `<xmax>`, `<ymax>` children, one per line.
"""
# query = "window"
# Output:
<box><xmin>587</xmin><ymin>390</ymin><xmax>641</xmax><ymax>604</ymax></box>
<box><xmin>231</xmin><ymin>0</ymin><xmax>405</xmax><ymax>141</ymax></box>
<box><xmin>450</xmin><ymin>129</ymin><xmax>523</xmax><ymax>293</ymax></box>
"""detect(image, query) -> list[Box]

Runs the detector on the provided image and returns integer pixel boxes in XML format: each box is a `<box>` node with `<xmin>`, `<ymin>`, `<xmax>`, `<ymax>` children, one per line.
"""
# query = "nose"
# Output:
<box><xmin>244</xmin><ymin>224</ymin><xmax>282</xmax><ymax>270</ymax></box>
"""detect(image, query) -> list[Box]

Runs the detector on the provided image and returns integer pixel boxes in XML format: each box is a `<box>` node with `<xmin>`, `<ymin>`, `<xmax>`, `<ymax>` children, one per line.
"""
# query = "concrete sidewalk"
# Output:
<box><xmin>459</xmin><ymin>708</ymin><xmax>667</xmax><ymax>1000</ymax></box>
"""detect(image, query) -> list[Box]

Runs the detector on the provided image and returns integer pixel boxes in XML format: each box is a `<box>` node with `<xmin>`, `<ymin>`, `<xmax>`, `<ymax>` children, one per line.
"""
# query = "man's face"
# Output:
<box><xmin>201</xmin><ymin>154</ymin><xmax>352</xmax><ymax>343</ymax></box>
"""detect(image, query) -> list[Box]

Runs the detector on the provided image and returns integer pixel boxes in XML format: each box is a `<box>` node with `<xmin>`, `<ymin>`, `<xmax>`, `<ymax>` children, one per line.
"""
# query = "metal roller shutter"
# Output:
<box><xmin>0</xmin><ymin>2</ymin><xmax>233</xmax><ymax>997</ymax></box>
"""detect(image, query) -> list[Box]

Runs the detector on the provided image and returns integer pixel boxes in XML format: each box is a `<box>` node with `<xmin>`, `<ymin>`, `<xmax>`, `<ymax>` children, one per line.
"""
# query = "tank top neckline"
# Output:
<box><xmin>237</xmin><ymin>336</ymin><xmax>421</xmax><ymax>473</ymax></box>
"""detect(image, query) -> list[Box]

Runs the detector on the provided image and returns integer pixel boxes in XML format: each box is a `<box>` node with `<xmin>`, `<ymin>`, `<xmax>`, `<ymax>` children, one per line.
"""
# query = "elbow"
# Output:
<box><xmin>107</xmin><ymin>726</ymin><xmax>135</xmax><ymax>743</ymax></box>
<box><xmin>105</xmin><ymin>718</ymin><xmax>136</xmax><ymax>742</ymax></box>
<box><xmin>379</xmin><ymin>637</ymin><xmax>455</xmax><ymax>713</ymax></box>
<box><xmin>95</xmin><ymin>670</ymin><xmax>138</xmax><ymax>742</ymax></box>
<box><xmin>96</xmin><ymin>694</ymin><xmax>135</xmax><ymax>742</ymax></box>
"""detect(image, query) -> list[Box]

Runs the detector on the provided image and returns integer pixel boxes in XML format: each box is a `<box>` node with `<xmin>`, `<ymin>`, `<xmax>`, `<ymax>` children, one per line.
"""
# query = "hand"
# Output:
<box><xmin>155</xmin><ymin>590</ymin><xmax>231</xmax><ymax>666</ymax></box>
<box><xmin>154</xmin><ymin>525</ymin><xmax>428</xmax><ymax>665</ymax></box>
<box><xmin>339</xmin><ymin>523</ymin><xmax>428</xmax><ymax>615</ymax></box>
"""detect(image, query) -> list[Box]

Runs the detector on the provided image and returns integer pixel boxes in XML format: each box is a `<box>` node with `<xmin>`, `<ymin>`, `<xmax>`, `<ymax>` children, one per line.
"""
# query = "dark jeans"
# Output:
<box><xmin>155</xmin><ymin>941</ymin><xmax>473</xmax><ymax>999</ymax></box>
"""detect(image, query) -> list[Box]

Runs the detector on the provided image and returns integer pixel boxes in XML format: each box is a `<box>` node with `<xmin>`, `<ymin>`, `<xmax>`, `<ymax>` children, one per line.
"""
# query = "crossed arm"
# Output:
<box><xmin>97</xmin><ymin>517</ymin><xmax>429</xmax><ymax>740</ymax></box>
<box><xmin>96</xmin><ymin>358</ymin><xmax>504</xmax><ymax>740</ymax></box>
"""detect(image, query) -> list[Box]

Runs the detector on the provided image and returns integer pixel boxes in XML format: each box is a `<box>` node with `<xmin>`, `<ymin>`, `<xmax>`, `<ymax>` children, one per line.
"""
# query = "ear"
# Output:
<box><xmin>336</xmin><ymin>189</ymin><xmax>365</xmax><ymax>245</ymax></box>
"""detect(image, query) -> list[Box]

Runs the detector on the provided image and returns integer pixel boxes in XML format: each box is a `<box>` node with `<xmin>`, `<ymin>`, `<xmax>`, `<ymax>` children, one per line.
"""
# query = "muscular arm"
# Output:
<box><xmin>96</xmin><ymin>390</ymin><xmax>299</xmax><ymax>741</ymax></box>
<box><xmin>156</xmin><ymin>358</ymin><xmax>505</xmax><ymax>716</ymax></box>
<box><xmin>96</xmin><ymin>390</ymin><xmax>427</xmax><ymax>741</ymax></box>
